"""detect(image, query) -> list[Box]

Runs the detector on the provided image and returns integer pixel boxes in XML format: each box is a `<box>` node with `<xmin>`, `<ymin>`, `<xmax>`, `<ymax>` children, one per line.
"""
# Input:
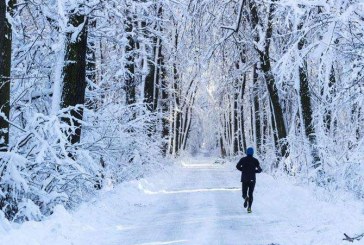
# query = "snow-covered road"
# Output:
<box><xmin>2</xmin><ymin>157</ymin><xmax>364</xmax><ymax>245</ymax></box>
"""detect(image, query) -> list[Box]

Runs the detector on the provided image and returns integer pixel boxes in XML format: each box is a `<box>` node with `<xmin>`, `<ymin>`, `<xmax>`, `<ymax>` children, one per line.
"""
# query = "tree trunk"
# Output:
<box><xmin>144</xmin><ymin>35</ymin><xmax>159</xmax><ymax>111</ymax></box>
<box><xmin>298</xmin><ymin>37</ymin><xmax>321</xmax><ymax>166</ymax></box>
<box><xmin>257</xmin><ymin>2</ymin><xmax>288</xmax><ymax>157</ymax></box>
<box><xmin>182</xmin><ymin>85</ymin><xmax>197</xmax><ymax>151</ymax></box>
<box><xmin>324</xmin><ymin>65</ymin><xmax>336</xmax><ymax>132</ymax></box>
<box><xmin>160</xmin><ymin>54</ymin><xmax>169</xmax><ymax>154</ymax></box>
<box><xmin>61</xmin><ymin>14</ymin><xmax>88</xmax><ymax>145</ymax></box>
<box><xmin>249</xmin><ymin>0</ymin><xmax>288</xmax><ymax>157</ymax></box>
<box><xmin>86</xmin><ymin>18</ymin><xmax>97</xmax><ymax>110</ymax></box>
<box><xmin>233</xmin><ymin>60</ymin><xmax>240</xmax><ymax>154</ymax></box>
<box><xmin>158</xmin><ymin>47</ymin><xmax>168</xmax><ymax>152</ymax></box>
<box><xmin>240</xmin><ymin>74</ymin><xmax>247</xmax><ymax>152</ymax></box>
<box><xmin>0</xmin><ymin>0</ymin><xmax>15</xmax><ymax>220</ymax></box>
<box><xmin>0</xmin><ymin>0</ymin><xmax>14</xmax><ymax>151</ymax></box>
<box><xmin>252</xmin><ymin>65</ymin><xmax>261</xmax><ymax>153</ymax></box>
<box><xmin>298</xmin><ymin>46</ymin><xmax>314</xmax><ymax>137</ymax></box>
<box><xmin>125</xmin><ymin>11</ymin><xmax>136</xmax><ymax>106</ymax></box>
<box><xmin>172</xmin><ymin>28</ymin><xmax>182</xmax><ymax>155</ymax></box>
<box><xmin>220</xmin><ymin>137</ymin><xmax>226</xmax><ymax>157</ymax></box>
<box><xmin>233</xmin><ymin>90</ymin><xmax>239</xmax><ymax>154</ymax></box>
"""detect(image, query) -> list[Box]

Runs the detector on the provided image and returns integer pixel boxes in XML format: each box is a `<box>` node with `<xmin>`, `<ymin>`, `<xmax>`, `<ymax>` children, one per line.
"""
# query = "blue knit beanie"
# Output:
<box><xmin>246</xmin><ymin>147</ymin><xmax>254</xmax><ymax>156</ymax></box>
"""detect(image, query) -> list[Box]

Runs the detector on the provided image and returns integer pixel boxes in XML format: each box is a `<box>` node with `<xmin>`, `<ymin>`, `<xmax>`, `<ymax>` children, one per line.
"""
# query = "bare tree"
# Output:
<box><xmin>61</xmin><ymin>11</ymin><xmax>89</xmax><ymax>144</ymax></box>
<box><xmin>0</xmin><ymin>0</ymin><xmax>15</xmax><ymax>151</ymax></box>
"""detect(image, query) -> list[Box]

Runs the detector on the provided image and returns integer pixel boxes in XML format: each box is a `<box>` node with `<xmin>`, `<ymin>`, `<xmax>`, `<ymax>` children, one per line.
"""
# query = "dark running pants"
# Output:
<box><xmin>242</xmin><ymin>180</ymin><xmax>256</xmax><ymax>208</ymax></box>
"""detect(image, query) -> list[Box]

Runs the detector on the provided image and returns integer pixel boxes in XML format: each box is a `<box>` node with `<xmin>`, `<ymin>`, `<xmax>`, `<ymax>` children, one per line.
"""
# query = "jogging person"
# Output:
<box><xmin>236</xmin><ymin>147</ymin><xmax>262</xmax><ymax>213</ymax></box>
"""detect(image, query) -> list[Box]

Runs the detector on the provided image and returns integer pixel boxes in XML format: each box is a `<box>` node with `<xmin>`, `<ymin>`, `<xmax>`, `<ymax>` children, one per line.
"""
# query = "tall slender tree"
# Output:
<box><xmin>86</xmin><ymin>18</ymin><xmax>98</xmax><ymax>110</ymax></box>
<box><xmin>0</xmin><ymin>0</ymin><xmax>15</xmax><ymax>151</ymax></box>
<box><xmin>144</xmin><ymin>13</ymin><xmax>160</xmax><ymax>111</ymax></box>
<box><xmin>61</xmin><ymin>12</ymin><xmax>89</xmax><ymax>144</ymax></box>
<box><xmin>249</xmin><ymin>0</ymin><xmax>288</xmax><ymax>158</ymax></box>
<box><xmin>125</xmin><ymin>7</ymin><xmax>136</xmax><ymax>106</ymax></box>
<box><xmin>252</xmin><ymin>64</ymin><xmax>261</xmax><ymax>153</ymax></box>
<box><xmin>298</xmin><ymin>23</ymin><xmax>321</xmax><ymax>166</ymax></box>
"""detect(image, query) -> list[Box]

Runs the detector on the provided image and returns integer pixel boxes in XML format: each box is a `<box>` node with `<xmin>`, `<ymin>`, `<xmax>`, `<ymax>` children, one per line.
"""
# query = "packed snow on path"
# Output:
<box><xmin>1</xmin><ymin>156</ymin><xmax>364</xmax><ymax>245</ymax></box>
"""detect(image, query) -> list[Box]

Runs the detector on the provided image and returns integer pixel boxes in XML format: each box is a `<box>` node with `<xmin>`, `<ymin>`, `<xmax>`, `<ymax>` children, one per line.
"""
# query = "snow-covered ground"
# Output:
<box><xmin>1</xmin><ymin>157</ymin><xmax>364</xmax><ymax>245</ymax></box>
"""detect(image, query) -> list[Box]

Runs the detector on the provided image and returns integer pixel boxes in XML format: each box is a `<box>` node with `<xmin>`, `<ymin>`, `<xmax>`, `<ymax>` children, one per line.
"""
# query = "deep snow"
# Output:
<box><xmin>1</xmin><ymin>156</ymin><xmax>364</xmax><ymax>245</ymax></box>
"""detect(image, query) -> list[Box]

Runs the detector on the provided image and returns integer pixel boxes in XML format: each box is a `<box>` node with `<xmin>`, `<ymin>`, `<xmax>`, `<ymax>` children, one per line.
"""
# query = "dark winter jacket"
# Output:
<box><xmin>236</xmin><ymin>156</ymin><xmax>262</xmax><ymax>182</ymax></box>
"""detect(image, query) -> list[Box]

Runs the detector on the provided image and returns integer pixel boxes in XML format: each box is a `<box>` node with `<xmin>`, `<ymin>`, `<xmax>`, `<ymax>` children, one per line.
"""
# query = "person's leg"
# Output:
<box><xmin>242</xmin><ymin>181</ymin><xmax>248</xmax><ymax>199</ymax></box>
<box><xmin>242</xmin><ymin>181</ymin><xmax>249</xmax><ymax>208</ymax></box>
<box><xmin>248</xmin><ymin>181</ymin><xmax>256</xmax><ymax>209</ymax></box>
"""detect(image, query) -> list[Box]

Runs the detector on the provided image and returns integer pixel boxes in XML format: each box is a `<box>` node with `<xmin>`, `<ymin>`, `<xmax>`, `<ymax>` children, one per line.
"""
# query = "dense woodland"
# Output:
<box><xmin>0</xmin><ymin>0</ymin><xmax>363</xmax><ymax>221</ymax></box>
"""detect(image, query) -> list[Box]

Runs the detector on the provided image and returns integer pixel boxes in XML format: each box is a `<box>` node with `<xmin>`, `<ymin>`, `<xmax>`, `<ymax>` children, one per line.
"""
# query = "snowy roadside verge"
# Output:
<box><xmin>0</xmin><ymin>160</ymin><xmax>178</xmax><ymax>245</ymax></box>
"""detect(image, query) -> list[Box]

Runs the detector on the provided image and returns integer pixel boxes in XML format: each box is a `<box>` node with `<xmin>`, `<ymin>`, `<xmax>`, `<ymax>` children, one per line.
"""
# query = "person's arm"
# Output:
<box><xmin>255</xmin><ymin>159</ymin><xmax>262</xmax><ymax>173</ymax></box>
<box><xmin>236</xmin><ymin>159</ymin><xmax>243</xmax><ymax>171</ymax></box>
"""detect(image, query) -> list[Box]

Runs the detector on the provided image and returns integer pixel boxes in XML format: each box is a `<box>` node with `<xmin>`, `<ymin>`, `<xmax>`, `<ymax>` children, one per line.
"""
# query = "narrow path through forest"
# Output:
<box><xmin>3</xmin><ymin>157</ymin><xmax>364</xmax><ymax>245</ymax></box>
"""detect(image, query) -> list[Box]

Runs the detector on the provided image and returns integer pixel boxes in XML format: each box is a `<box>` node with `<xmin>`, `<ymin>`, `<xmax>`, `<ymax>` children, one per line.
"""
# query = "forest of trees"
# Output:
<box><xmin>0</xmin><ymin>0</ymin><xmax>363</xmax><ymax>221</ymax></box>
